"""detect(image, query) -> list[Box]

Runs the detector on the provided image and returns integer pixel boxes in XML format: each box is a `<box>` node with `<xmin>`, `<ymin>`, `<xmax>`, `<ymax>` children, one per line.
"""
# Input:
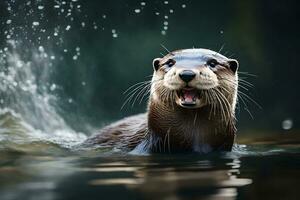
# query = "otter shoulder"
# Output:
<box><xmin>81</xmin><ymin>113</ymin><xmax>148</xmax><ymax>150</ymax></box>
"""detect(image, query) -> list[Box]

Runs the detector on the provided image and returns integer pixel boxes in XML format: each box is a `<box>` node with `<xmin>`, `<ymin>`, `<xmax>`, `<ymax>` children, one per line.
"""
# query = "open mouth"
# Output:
<box><xmin>176</xmin><ymin>87</ymin><xmax>201</xmax><ymax>107</ymax></box>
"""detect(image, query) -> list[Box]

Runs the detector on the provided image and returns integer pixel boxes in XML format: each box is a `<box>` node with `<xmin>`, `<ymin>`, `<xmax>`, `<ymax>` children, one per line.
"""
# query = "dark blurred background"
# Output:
<box><xmin>0</xmin><ymin>0</ymin><xmax>299</xmax><ymax>135</ymax></box>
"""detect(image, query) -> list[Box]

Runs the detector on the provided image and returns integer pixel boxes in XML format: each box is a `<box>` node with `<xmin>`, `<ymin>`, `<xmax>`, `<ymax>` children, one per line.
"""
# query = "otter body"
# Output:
<box><xmin>83</xmin><ymin>49</ymin><xmax>239</xmax><ymax>153</ymax></box>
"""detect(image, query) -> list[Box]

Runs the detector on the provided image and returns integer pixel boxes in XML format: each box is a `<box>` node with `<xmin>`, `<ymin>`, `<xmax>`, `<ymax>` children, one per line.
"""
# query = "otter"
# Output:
<box><xmin>82</xmin><ymin>48</ymin><xmax>239</xmax><ymax>153</ymax></box>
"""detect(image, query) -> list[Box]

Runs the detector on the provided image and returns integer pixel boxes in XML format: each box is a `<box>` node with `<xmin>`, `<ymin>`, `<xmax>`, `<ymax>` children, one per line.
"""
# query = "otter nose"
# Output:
<box><xmin>179</xmin><ymin>70</ymin><xmax>196</xmax><ymax>83</ymax></box>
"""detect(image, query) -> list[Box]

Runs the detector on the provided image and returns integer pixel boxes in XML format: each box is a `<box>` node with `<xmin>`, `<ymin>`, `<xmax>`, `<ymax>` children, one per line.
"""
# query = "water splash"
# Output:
<box><xmin>0</xmin><ymin>0</ymin><xmax>93</xmax><ymax>149</ymax></box>
<box><xmin>0</xmin><ymin>41</ymin><xmax>86</xmax><ymax>148</ymax></box>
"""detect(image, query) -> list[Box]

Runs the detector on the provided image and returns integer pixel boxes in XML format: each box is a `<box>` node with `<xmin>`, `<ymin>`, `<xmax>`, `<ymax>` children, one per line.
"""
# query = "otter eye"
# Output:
<box><xmin>207</xmin><ymin>59</ymin><xmax>218</xmax><ymax>68</ymax></box>
<box><xmin>165</xmin><ymin>59</ymin><xmax>176</xmax><ymax>67</ymax></box>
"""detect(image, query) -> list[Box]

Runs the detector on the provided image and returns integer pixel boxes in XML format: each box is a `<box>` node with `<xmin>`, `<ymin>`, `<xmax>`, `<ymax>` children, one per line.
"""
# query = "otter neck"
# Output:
<box><xmin>147</xmin><ymin>100</ymin><xmax>235</xmax><ymax>152</ymax></box>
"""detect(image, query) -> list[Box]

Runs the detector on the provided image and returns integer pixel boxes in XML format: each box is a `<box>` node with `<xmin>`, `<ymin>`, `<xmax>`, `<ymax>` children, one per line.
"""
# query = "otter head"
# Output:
<box><xmin>150</xmin><ymin>49</ymin><xmax>239</xmax><ymax>112</ymax></box>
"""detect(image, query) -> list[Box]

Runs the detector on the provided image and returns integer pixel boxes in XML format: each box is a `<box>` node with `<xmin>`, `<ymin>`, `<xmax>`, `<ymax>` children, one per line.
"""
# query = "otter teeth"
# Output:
<box><xmin>180</xmin><ymin>89</ymin><xmax>198</xmax><ymax>104</ymax></box>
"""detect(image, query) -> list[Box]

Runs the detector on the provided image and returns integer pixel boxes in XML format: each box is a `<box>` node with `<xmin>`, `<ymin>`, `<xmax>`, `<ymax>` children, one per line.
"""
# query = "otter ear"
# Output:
<box><xmin>228</xmin><ymin>59</ymin><xmax>239</xmax><ymax>73</ymax></box>
<box><xmin>152</xmin><ymin>58</ymin><xmax>161</xmax><ymax>71</ymax></box>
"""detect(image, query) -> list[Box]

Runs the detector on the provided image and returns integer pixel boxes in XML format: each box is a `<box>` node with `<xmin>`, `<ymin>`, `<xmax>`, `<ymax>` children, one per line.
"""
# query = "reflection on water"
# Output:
<box><xmin>0</xmin><ymin>143</ymin><xmax>299</xmax><ymax>200</ymax></box>
<box><xmin>87</xmin><ymin>157</ymin><xmax>252</xmax><ymax>200</ymax></box>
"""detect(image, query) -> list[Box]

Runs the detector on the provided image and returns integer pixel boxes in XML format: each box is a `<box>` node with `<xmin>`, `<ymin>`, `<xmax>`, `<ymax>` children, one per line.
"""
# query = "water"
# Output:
<box><xmin>0</xmin><ymin>143</ymin><xmax>299</xmax><ymax>200</ymax></box>
<box><xmin>0</xmin><ymin>1</ymin><xmax>299</xmax><ymax>200</ymax></box>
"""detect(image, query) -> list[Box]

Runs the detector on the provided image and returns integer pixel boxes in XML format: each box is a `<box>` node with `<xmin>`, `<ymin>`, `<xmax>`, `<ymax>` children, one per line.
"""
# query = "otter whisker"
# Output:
<box><xmin>125</xmin><ymin>85</ymin><xmax>147</xmax><ymax>103</ymax></box>
<box><xmin>219</xmin><ymin>76</ymin><xmax>251</xmax><ymax>92</ymax></box>
<box><xmin>217</xmin><ymin>43</ymin><xmax>225</xmax><ymax>54</ymax></box>
<box><xmin>238</xmin><ymin>71</ymin><xmax>258</xmax><ymax>77</ymax></box>
<box><xmin>123</xmin><ymin>80</ymin><xmax>151</xmax><ymax>95</ymax></box>
<box><xmin>122</xmin><ymin>79</ymin><xmax>165</xmax><ymax>109</ymax></box>
<box><xmin>214</xmin><ymin>89</ymin><xmax>231</xmax><ymax>122</ymax></box>
<box><xmin>121</xmin><ymin>90</ymin><xmax>141</xmax><ymax>110</ymax></box>
<box><xmin>211</xmin><ymin>89</ymin><xmax>225</xmax><ymax>121</ymax></box>
<box><xmin>123</xmin><ymin>84</ymin><xmax>151</xmax><ymax>106</ymax></box>
<box><xmin>205</xmin><ymin>90</ymin><xmax>214</xmax><ymax>119</ymax></box>
<box><xmin>209</xmin><ymin>90</ymin><xmax>219</xmax><ymax>118</ymax></box>
<box><xmin>238</xmin><ymin>78</ymin><xmax>254</xmax><ymax>88</ymax></box>
<box><xmin>218</xmin><ymin>72</ymin><xmax>254</xmax><ymax>88</ymax></box>
<box><xmin>139</xmin><ymin>85</ymin><xmax>152</xmax><ymax>104</ymax></box>
<box><xmin>160</xmin><ymin>43</ymin><xmax>174</xmax><ymax>56</ymax></box>
<box><xmin>211</xmin><ymin>91</ymin><xmax>218</xmax><ymax>117</ymax></box>
<box><xmin>207</xmin><ymin>90</ymin><xmax>216</xmax><ymax>118</ymax></box>
<box><xmin>122</xmin><ymin>82</ymin><xmax>152</xmax><ymax>109</ymax></box>
<box><xmin>132</xmin><ymin>84</ymin><xmax>151</xmax><ymax>107</ymax></box>
<box><xmin>238</xmin><ymin>90</ymin><xmax>262</xmax><ymax>109</ymax></box>
<box><xmin>124</xmin><ymin>78</ymin><xmax>161</xmax><ymax>97</ymax></box>
<box><xmin>236</xmin><ymin>93</ymin><xmax>254</xmax><ymax>119</ymax></box>
<box><xmin>218</xmin><ymin>89</ymin><xmax>232</xmax><ymax>117</ymax></box>
<box><xmin>211</xmin><ymin>91</ymin><xmax>218</xmax><ymax>119</ymax></box>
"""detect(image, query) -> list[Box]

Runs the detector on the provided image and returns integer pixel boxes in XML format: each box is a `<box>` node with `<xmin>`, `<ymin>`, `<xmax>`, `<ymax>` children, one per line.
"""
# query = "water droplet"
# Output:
<box><xmin>164</xmin><ymin>1</ymin><xmax>169</xmax><ymax>5</ymax></box>
<box><xmin>182</xmin><ymin>4</ymin><xmax>186</xmax><ymax>8</ymax></box>
<box><xmin>155</xmin><ymin>12</ymin><xmax>160</xmax><ymax>16</ymax></box>
<box><xmin>81</xmin><ymin>22</ymin><xmax>85</xmax><ymax>27</ymax></box>
<box><xmin>169</xmin><ymin>9</ymin><xmax>174</xmax><ymax>13</ymax></box>
<box><xmin>63</xmin><ymin>49</ymin><xmax>68</xmax><ymax>53</ymax></box>
<box><xmin>220</xmin><ymin>30</ymin><xmax>224</xmax><ymax>34</ymax></box>
<box><xmin>73</xmin><ymin>55</ymin><xmax>78</xmax><ymax>60</ymax></box>
<box><xmin>163</xmin><ymin>26</ymin><xmax>168</xmax><ymax>30</ymax></box>
<box><xmin>32</xmin><ymin>21</ymin><xmax>40</xmax><ymax>26</ymax></box>
<box><xmin>141</xmin><ymin>2</ymin><xmax>146</xmax><ymax>6</ymax></box>
<box><xmin>111</xmin><ymin>29</ymin><xmax>118</xmax><ymax>38</ymax></box>
<box><xmin>163</xmin><ymin>21</ymin><xmax>169</xmax><ymax>26</ymax></box>
<box><xmin>102</xmin><ymin>14</ymin><xmax>107</xmax><ymax>19</ymax></box>
<box><xmin>38</xmin><ymin>46</ymin><xmax>45</xmax><ymax>52</ymax></box>
<box><xmin>164</xmin><ymin>15</ymin><xmax>169</xmax><ymax>19</ymax></box>
<box><xmin>282</xmin><ymin>119</ymin><xmax>293</xmax><ymax>130</ymax></box>
<box><xmin>161</xmin><ymin>30</ymin><xmax>166</xmax><ymax>35</ymax></box>
<box><xmin>50</xmin><ymin>55</ymin><xmax>55</xmax><ymax>60</ymax></box>
<box><xmin>81</xmin><ymin>81</ymin><xmax>86</xmax><ymax>86</ymax></box>
<box><xmin>68</xmin><ymin>98</ymin><xmax>73</xmax><ymax>103</ymax></box>
<box><xmin>6</xmin><ymin>19</ymin><xmax>12</xmax><ymax>24</ymax></box>
<box><xmin>16</xmin><ymin>60</ymin><xmax>22</xmax><ymax>68</ymax></box>
<box><xmin>38</xmin><ymin>5</ymin><xmax>44</xmax><ymax>10</ymax></box>
<box><xmin>50</xmin><ymin>84</ymin><xmax>56</xmax><ymax>91</ymax></box>
<box><xmin>66</xmin><ymin>25</ymin><xmax>71</xmax><ymax>31</ymax></box>
<box><xmin>54</xmin><ymin>5</ymin><xmax>60</xmax><ymax>9</ymax></box>
<box><xmin>134</xmin><ymin>9</ymin><xmax>141</xmax><ymax>13</ymax></box>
